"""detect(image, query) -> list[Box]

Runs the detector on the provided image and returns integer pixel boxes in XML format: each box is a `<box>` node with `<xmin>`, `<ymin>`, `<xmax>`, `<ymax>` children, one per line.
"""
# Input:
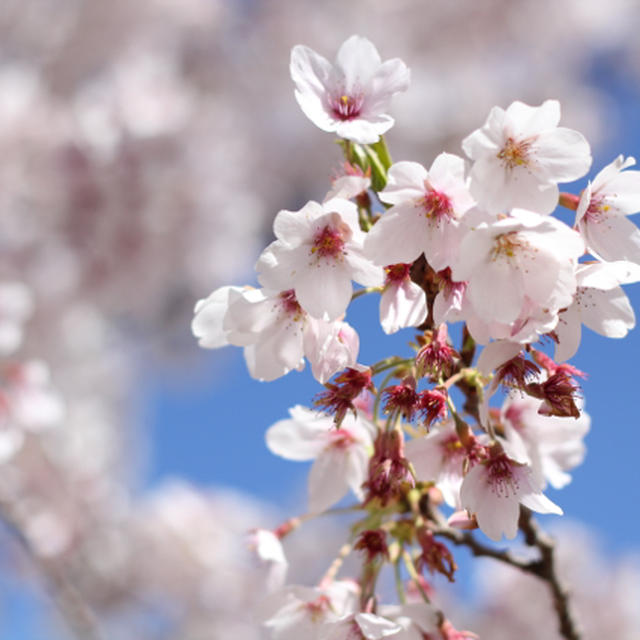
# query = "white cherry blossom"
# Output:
<box><xmin>378</xmin><ymin>603</ymin><xmax>440</xmax><ymax>640</ymax></box>
<box><xmin>575</xmin><ymin>155</ymin><xmax>640</xmax><ymax>263</ymax></box>
<box><xmin>405</xmin><ymin>419</ymin><xmax>466</xmax><ymax>508</ymax></box>
<box><xmin>364</xmin><ymin>155</ymin><xmax>475</xmax><ymax>271</ymax></box>
<box><xmin>462</xmin><ymin>99</ymin><xmax>591</xmax><ymax>214</ymax></box>
<box><xmin>262</xmin><ymin>580</ymin><xmax>359</xmax><ymax>640</ymax></box>
<box><xmin>265</xmin><ymin>405</ymin><xmax>374</xmax><ymax>513</ymax></box>
<box><xmin>257</xmin><ymin>197</ymin><xmax>383</xmax><ymax>321</ymax></box>
<box><xmin>451</xmin><ymin>209</ymin><xmax>584</xmax><ymax>326</ymax></box>
<box><xmin>290</xmin><ymin>35</ymin><xmax>410</xmax><ymax>144</ymax></box>
<box><xmin>321</xmin><ymin>612</ymin><xmax>402</xmax><ymax>640</ymax></box>
<box><xmin>460</xmin><ymin>448</ymin><xmax>562</xmax><ymax>541</ymax></box>
<box><xmin>192</xmin><ymin>286</ymin><xmax>359</xmax><ymax>383</ymax></box>
<box><xmin>379</xmin><ymin>264</ymin><xmax>427</xmax><ymax>334</ymax></box>
<box><xmin>247</xmin><ymin>529</ymin><xmax>288</xmax><ymax>593</ymax></box>
<box><xmin>501</xmin><ymin>395</ymin><xmax>590</xmax><ymax>490</ymax></box>
<box><xmin>555</xmin><ymin>260</ymin><xmax>640</xmax><ymax>362</ymax></box>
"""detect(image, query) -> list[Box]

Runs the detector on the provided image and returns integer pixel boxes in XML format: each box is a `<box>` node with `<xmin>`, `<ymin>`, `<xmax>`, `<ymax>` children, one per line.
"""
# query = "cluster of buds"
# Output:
<box><xmin>193</xmin><ymin>34</ymin><xmax>639</xmax><ymax>640</ymax></box>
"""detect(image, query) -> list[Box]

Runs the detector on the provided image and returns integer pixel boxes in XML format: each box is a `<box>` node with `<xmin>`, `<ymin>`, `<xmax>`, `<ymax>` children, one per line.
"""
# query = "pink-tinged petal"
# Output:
<box><xmin>467</xmin><ymin>259</ymin><xmax>523</xmax><ymax>324</ymax></box>
<box><xmin>256</xmin><ymin>241</ymin><xmax>308</xmax><ymax>292</ymax></box>
<box><xmin>274</xmin><ymin>204</ymin><xmax>323</xmax><ymax>246</ymax></box>
<box><xmin>244</xmin><ymin>335</ymin><xmax>304</xmax><ymax>382</ymax></box>
<box><xmin>335</xmin><ymin>117</ymin><xmax>392</xmax><ymax>145</ymax></box>
<box><xmin>364</xmin><ymin>205</ymin><xmax>426</xmax><ymax>266</ymax></box>
<box><xmin>554</xmin><ymin>306</ymin><xmax>582</xmax><ymax>363</ymax></box>
<box><xmin>583</xmin><ymin>213</ymin><xmax>640</xmax><ymax>263</ymax></box>
<box><xmin>345</xmin><ymin>250</ymin><xmax>384</xmax><ymax>288</ymax></box>
<box><xmin>265</xmin><ymin>406</ymin><xmax>331</xmax><ymax>461</ymax></box>
<box><xmin>428</xmin><ymin>151</ymin><xmax>467</xmax><ymax>184</ymax></box>
<box><xmin>366</xmin><ymin>58</ymin><xmax>411</xmax><ymax>114</ymax></box>
<box><xmin>355</xmin><ymin>613</ymin><xmax>403</xmax><ymax>639</ymax></box>
<box><xmin>335</xmin><ymin>36</ymin><xmax>382</xmax><ymax>90</ymax></box>
<box><xmin>580</xmin><ymin>286</ymin><xmax>635</xmax><ymax>338</ymax></box>
<box><xmin>379</xmin><ymin>280</ymin><xmax>427</xmax><ymax>334</ymax></box>
<box><xmin>599</xmin><ymin>169</ymin><xmax>640</xmax><ymax>215</ymax></box>
<box><xmin>191</xmin><ymin>285</ymin><xmax>242</xmax><ymax>348</ymax></box>
<box><xmin>344</xmin><ymin>444</ymin><xmax>369</xmax><ymax>500</ymax></box>
<box><xmin>461</xmin><ymin>106</ymin><xmax>505</xmax><ymax>160</ymax></box>
<box><xmin>290</xmin><ymin>45</ymin><xmax>335</xmax><ymax>133</ymax></box>
<box><xmin>304</xmin><ymin>319</ymin><xmax>359</xmax><ymax>384</ymax></box>
<box><xmin>476</xmin><ymin>341</ymin><xmax>522</xmax><ymax>375</ymax></box>
<box><xmin>325</xmin><ymin>176</ymin><xmax>370</xmax><ymax>202</ymax></box>
<box><xmin>323</xmin><ymin>197</ymin><xmax>360</xmax><ymax>233</ymax></box>
<box><xmin>506</xmin><ymin>99</ymin><xmax>560</xmax><ymax>135</ymax></box>
<box><xmin>533</xmin><ymin>127</ymin><xmax>592</xmax><ymax>183</ymax></box>
<box><xmin>379</xmin><ymin>161</ymin><xmax>427</xmax><ymax>206</ymax></box>
<box><xmin>577</xmin><ymin>260</ymin><xmax>640</xmax><ymax>289</ymax></box>
<box><xmin>460</xmin><ymin>464</ymin><xmax>521</xmax><ymax>541</ymax></box>
<box><xmin>519</xmin><ymin>491</ymin><xmax>563</xmax><ymax>515</ymax></box>
<box><xmin>295</xmin><ymin>264</ymin><xmax>353</xmax><ymax>321</ymax></box>
<box><xmin>308</xmin><ymin>447</ymin><xmax>352</xmax><ymax>512</ymax></box>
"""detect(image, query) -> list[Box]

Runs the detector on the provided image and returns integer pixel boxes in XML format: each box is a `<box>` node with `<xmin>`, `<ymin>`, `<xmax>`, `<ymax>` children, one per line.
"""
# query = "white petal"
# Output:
<box><xmin>265</xmin><ymin>406</ymin><xmax>331</xmax><ymax>461</ymax></box>
<box><xmin>379</xmin><ymin>280</ymin><xmax>427</xmax><ymax>334</ymax></box>
<box><xmin>308</xmin><ymin>447</ymin><xmax>351</xmax><ymax>512</ymax></box>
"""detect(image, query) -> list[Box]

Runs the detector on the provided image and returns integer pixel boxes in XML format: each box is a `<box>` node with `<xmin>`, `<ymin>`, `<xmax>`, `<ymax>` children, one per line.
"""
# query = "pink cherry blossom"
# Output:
<box><xmin>265</xmin><ymin>406</ymin><xmax>374</xmax><ymax>513</ymax></box>
<box><xmin>576</xmin><ymin>155</ymin><xmax>640</xmax><ymax>263</ymax></box>
<box><xmin>379</xmin><ymin>264</ymin><xmax>427</xmax><ymax>334</ymax></box>
<box><xmin>460</xmin><ymin>448</ymin><xmax>562</xmax><ymax>541</ymax></box>
<box><xmin>451</xmin><ymin>209</ymin><xmax>584</xmax><ymax>326</ymax></box>
<box><xmin>501</xmin><ymin>394</ymin><xmax>590</xmax><ymax>490</ymax></box>
<box><xmin>321</xmin><ymin>612</ymin><xmax>403</xmax><ymax>640</ymax></box>
<box><xmin>262</xmin><ymin>580</ymin><xmax>359</xmax><ymax>640</ymax></box>
<box><xmin>257</xmin><ymin>198</ymin><xmax>383</xmax><ymax>321</ymax></box>
<box><xmin>290</xmin><ymin>35</ymin><xmax>410</xmax><ymax>144</ymax></box>
<box><xmin>462</xmin><ymin>99</ymin><xmax>591</xmax><ymax>214</ymax></box>
<box><xmin>364</xmin><ymin>155</ymin><xmax>475</xmax><ymax>271</ymax></box>
<box><xmin>405</xmin><ymin>419</ymin><xmax>467</xmax><ymax>508</ymax></box>
<box><xmin>192</xmin><ymin>286</ymin><xmax>360</xmax><ymax>383</ymax></box>
<box><xmin>554</xmin><ymin>260</ymin><xmax>640</xmax><ymax>362</ymax></box>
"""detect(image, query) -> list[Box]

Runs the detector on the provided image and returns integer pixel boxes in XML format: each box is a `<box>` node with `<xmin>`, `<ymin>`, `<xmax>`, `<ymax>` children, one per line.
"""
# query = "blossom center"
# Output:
<box><xmin>311</xmin><ymin>224</ymin><xmax>346</xmax><ymax>259</ymax></box>
<box><xmin>305</xmin><ymin>595</ymin><xmax>331</xmax><ymax>622</ymax></box>
<box><xmin>490</xmin><ymin>231</ymin><xmax>527</xmax><ymax>260</ymax></box>
<box><xmin>330</xmin><ymin>93</ymin><xmax>364</xmax><ymax>121</ymax></box>
<box><xmin>328</xmin><ymin>428</ymin><xmax>356</xmax><ymax>450</ymax></box>
<box><xmin>279</xmin><ymin>289</ymin><xmax>304</xmax><ymax>320</ymax></box>
<box><xmin>422</xmin><ymin>189</ymin><xmax>453</xmax><ymax>219</ymax></box>
<box><xmin>497</xmin><ymin>136</ymin><xmax>532</xmax><ymax>169</ymax></box>
<box><xmin>486</xmin><ymin>455</ymin><xmax>520</xmax><ymax>498</ymax></box>
<box><xmin>384</xmin><ymin>263</ymin><xmax>411</xmax><ymax>284</ymax></box>
<box><xmin>584</xmin><ymin>195</ymin><xmax>611</xmax><ymax>222</ymax></box>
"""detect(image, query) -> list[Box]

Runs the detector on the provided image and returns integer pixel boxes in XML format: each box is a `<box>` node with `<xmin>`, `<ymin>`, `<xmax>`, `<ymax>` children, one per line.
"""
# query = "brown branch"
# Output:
<box><xmin>519</xmin><ymin>509</ymin><xmax>582</xmax><ymax>640</ymax></box>
<box><xmin>432</xmin><ymin>511</ymin><xmax>581</xmax><ymax>640</ymax></box>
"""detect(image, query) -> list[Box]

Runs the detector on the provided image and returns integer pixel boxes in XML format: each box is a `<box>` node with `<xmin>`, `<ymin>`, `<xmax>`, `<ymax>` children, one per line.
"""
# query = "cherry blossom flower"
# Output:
<box><xmin>405</xmin><ymin>420</ymin><xmax>468</xmax><ymax>508</ymax></box>
<box><xmin>554</xmin><ymin>260</ymin><xmax>640</xmax><ymax>362</ymax></box>
<box><xmin>378</xmin><ymin>603</ymin><xmax>440</xmax><ymax>640</ymax></box>
<box><xmin>364</xmin><ymin>155</ymin><xmax>475</xmax><ymax>271</ymax></box>
<box><xmin>451</xmin><ymin>209</ymin><xmax>584</xmax><ymax>326</ymax></box>
<box><xmin>462</xmin><ymin>99</ymin><xmax>591</xmax><ymax>214</ymax></box>
<box><xmin>265</xmin><ymin>406</ymin><xmax>374</xmax><ymax>513</ymax></box>
<box><xmin>192</xmin><ymin>286</ymin><xmax>359</xmax><ymax>383</ymax></box>
<box><xmin>501</xmin><ymin>394</ymin><xmax>590</xmax><ymax>490</ymax></box>
<box><xmin>321</xmin><ymin>612</ymin><xmax>403</xmax><ymax>640</ymax></box>
<box><xmin>379</xmin><ymin>264</ymin><xmax>427</xmax><ymax>334</ymax></box>
<box><xmin>247</xmin><ymin>528</ymin><xmax>288</xmax><ymax>593</ymax></box>
<box><xmin>460</xmin><ymin>447</ymin><xmax>562</xmax><ymax>541</ymax></box>
<box><xmin>262</xmin><ymin>580</ymin><xmax>359</xmax><ymax>640</ymax></box>
<box><xmin>576</xmin><ymin>155</ymin><xmax>640</xmax><ymax>263</ymax></box>
<box><xmin>290</xmin><ymin>35</ymin><xmax>410</xmax><ymax>144</ymax></box>
<box><xmin>257</xmin><ymin>198</ymin><xmax>383</xmax><ymax>321</ymax></box>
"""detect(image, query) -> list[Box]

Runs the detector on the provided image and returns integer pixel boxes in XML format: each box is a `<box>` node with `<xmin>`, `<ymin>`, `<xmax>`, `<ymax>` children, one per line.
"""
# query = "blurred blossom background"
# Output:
<box><xmin>0</xmin><ymin>0</ymin><xmax>640</xmax><ymax>638</ymax></box>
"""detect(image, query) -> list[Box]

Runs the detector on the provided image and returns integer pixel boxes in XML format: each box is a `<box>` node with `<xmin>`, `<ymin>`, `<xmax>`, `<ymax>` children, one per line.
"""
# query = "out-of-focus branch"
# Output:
<box><xmin>519</xmin><ymin>509</ymin><xmax>581</xmax><ymax>640</ymax></box>
<box><xmin>0</xmin><ymin>499</ymin><xmax>103</xmax><ymax>640</ymax></box>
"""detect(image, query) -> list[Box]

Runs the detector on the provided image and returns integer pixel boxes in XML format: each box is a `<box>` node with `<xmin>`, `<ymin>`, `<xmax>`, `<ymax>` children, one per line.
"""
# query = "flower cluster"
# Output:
<box><xmin>193</xmin><ymin>35</ymin><xmax>640</xmax><ymax>640</ymax></box>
